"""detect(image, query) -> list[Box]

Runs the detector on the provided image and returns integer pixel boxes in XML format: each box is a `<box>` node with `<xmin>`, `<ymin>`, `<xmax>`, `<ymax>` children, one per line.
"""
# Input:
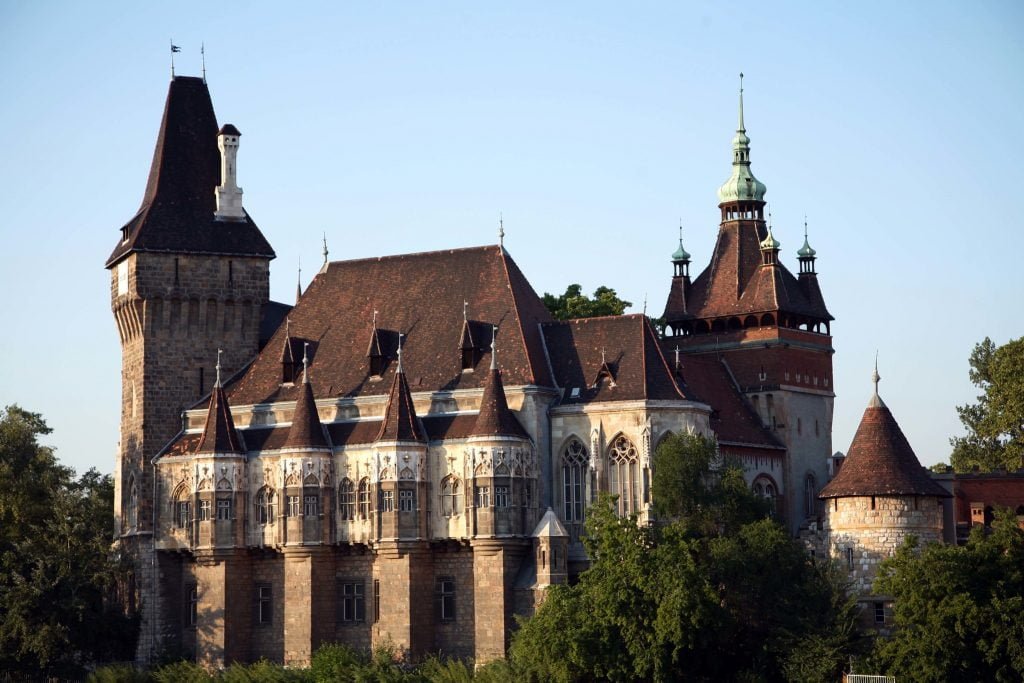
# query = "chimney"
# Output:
<box><xmin>215</xmin><ymin>123</ymin><xmax>245</xmax><ymax>220</ymax></box>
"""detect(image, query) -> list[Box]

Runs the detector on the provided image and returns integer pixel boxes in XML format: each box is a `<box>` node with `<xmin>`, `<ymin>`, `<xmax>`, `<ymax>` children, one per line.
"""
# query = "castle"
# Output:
<box><xmin>108</xmin><ymin>74</ymin><xmax>861</xmax><ymax>667</ymax></box>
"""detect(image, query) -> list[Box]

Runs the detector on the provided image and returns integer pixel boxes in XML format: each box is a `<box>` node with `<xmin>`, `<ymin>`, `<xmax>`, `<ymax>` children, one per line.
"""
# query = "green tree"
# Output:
<box><xmin>0</xmin><ymin>405</ymin><xmax>136</xmax><ymax>678</ymax></box>
<box><xmin>950</xmin><ymin>336</ymin><xmax>1024</xmax><ymax>472</ymax></box>
<box><xmin>510</xmin><ymin>434</ymin><xmax>860</xmax><ymax>682</ymax></box>
<box><xmin>870</xmin><ymin>508</ymin><xmax>1024</xmax><ymax>682</ymax></box>
<box><xmin>541</xmin><ymin>284</ymin><xmax>632</xmax><ymax>320</ymax></box>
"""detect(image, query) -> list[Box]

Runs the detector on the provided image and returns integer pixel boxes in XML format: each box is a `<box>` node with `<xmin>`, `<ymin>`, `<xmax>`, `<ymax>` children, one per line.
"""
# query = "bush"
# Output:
<box><xmin>151</xmin><ymin>660</ymin><xmax>214</xmax><ymax>683</ymax></box>
<box><xmin>87</xmin><ymin>664</ymin><xmax>150</xmax><ymax>683</ymax></box>
<box><xmin>310</xmin><ymin>643</ymin><xmax>368</xmax><ymax>682</ymax></box>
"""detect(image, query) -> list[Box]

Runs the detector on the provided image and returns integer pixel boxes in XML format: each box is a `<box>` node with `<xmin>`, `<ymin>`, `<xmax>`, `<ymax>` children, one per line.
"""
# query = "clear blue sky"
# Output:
<box><xmin>1</xmin><ymin>1</ymin><xmax>1021</xmax><ymax>475</ymax></box>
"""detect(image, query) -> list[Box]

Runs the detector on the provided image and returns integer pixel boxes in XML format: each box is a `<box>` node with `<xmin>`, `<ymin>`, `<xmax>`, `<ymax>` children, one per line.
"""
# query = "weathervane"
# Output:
<box><xmin>498</xmin><ymin>213</ymin><xmax>505</xmax><ymax>248</ymax></box>
<box><xmin>170</xmin><ymin>40</ymin><xmax>181</xmax><ymax>77</ymax></box>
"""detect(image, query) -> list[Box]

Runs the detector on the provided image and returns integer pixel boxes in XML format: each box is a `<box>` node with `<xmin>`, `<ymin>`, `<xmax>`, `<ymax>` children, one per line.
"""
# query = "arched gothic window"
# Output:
<box><xmin>339</xmin><ymin>479</ymin><xmax>355</xmax><ymax>520</ymax></box>
<box><xmin>608</xmin><ymin>436</ymin><xmax>639</xmax><ymax>516</ymax></box>
<box><xmin>441</xmin><ymin>476</ymin><xmax>463</xmax><ymax>517</ymax></box>
<box><xmin>562</xmin><ymin>439</ymin><xmax>588</xmax><ymax>538</ymax></box>
<box><xmin>173</xmin><ymin>485</ymin><xmax>190</xmax><ymax>529</ymax></box>
<box><xmin>126</xmin><ymin>476</ymin><xmax>138</xmax><ymax>531</ymax></box>
<box><xmin>752</xmin><ymin>476</ymin><xmax>777</xmax><ymax>515</ymax></box>
<box><xmin>804</xmin><ymin>474</ymin><xmax>817</xmax><ymax>518</ymax></box>
<box><xmin>256</xmin><ymin>487</ymin><xmax>275</xmax><ymax>525</ymax></box>
<box><xmin>357</xmin><ymin>478</ymin><xmax>370</xmax><ymax>519</ymax></box>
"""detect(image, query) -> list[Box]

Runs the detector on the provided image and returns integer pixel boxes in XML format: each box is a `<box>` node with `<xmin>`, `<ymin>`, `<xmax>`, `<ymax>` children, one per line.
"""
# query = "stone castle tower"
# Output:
<box><xmin>661</xmin><ymin>77</ymin><xmax>834</xmax><ymax>534</ymax></box>
<box><xmin>818</xmin><ymin>365</ymin><xmax>949</xmax><ymax>625</ymax></box>
<box><xmin>105</xmin><ymin>75</ymin><xmax>275</xmax><ymax>660</ymax></box>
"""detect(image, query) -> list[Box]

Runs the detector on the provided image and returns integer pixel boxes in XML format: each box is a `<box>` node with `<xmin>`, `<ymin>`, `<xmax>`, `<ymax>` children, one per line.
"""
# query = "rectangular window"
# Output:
<box><xmin>199</xmin><ymin>499</ymin><xmax>211</xmax><ymax>521</ymax></box>
<box><xmin>176</xmin><ymin>501</ymin><xmax>190</xmax><ymax>528</ymax></box>
<box><xmin>494</xmin><ymin>485</ymin><xmax>510</xmax><ymax>508</ymax></box>
<box><xmin>381</xmin><ymin>490</ymin><xmax>394</xmax><ymax>513</ymax></box>
<box><xmin>288</xmin><ymin>495</ymin><xmax>300</xmax><ymax>517</ymax></box>
<box><xmin>340</xmin><ymin>486</ymin><xmax>355</xmax><ymax>520</ymax></box>
<box><xmin>303</xmin><ymin>494</ymin><xmax>319</xmax><ymax>517</ymax></box>
<box><xmin>216</xmin><ymin>498</ymin><xmax>232</xmax><ymax>520</ymax></box>
<box><xmin>435</xmin><ymin>576</ymin><xmax>456</xmax><ymax>623</ymax></box>
<box><xmin>399</xmin><ymin>489</ymin><xmax>415</xmax><ymax>512</ymax></box>
<box><xmin>475</xmin><ymin>486</ymin><xmax>490</xmax><ymax>508</ymax></box>
<box><xmin>358</xmin><ymin>484</ymin><xmax>370</xmax><ymax>518</ymax></box>
<box><xmin>339</xmin><ymin>581</ymin><xmax>365</xmax><ymax>623</ymax></box>
<box><xmin>874</xmin><ymin>602</ymin><xmax>885</xmax><ymax>624</ymax></box>
<box><xmin>186</xmin><ymin>584</ymin><xmax>198</xmax><ymax>627</ymax></box>
<box><xmin>373</xmin><ymin>579</ymin><xmax>381</xmax><ymax>623</ymax></box>
<box><xmin>257</xmin><ymin>584</ymin><xmax>272</xmax><ymax>624</ymax></box>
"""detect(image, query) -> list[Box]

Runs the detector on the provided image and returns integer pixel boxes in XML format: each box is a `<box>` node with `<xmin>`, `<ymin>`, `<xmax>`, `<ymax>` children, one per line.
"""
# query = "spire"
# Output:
<box><xmin>869</xmin><ymin>353</ymin><xmax>884</xmax><ymax>408</ymax></box>
<box><xmin>819</xmin><ymin>357</ymin><xmax>949</xmax><ymax>499</ymax></box>
<box><xmin>471</xmin><ymin>328</ymin><xmax>528</xmax><ymax>438</ymax></box>
<box><xmin>738</xmin><ymin>71</ymin><xmax>745</xmax><ymax>132</ymax></box>
<box><xmin>283</xmin><ymin>342</ymin><xmax>329</xmax><ymax>450</ymax></box>
<box><xmin>672</xmin><ymin>220</ymin><xmax>691</xmax><ymax>262</ymax></box>
<box><xmin>498</xmin><ymin>213</ymin><xmax>505</xmax><ymax>248</ymax></box>
<box><xmin>322</xmin><ymin>233</ymin><xmax>329</xmax><ymax>268</ymax></box>
<box><xmin>797</xmin><ymin>215</ymin><xmax>818</xmax><ymax>274</ymax></box>
<box><xmin>295</xmin><ymin>258</ymin><xmax>302</xmax><ymax>304</ymax></box>
<box><xmin>717</xmin><ymin>73</ymin><xmax>767</xmax><ymax>204</ymax></box>
<box><xmin>376</xmin><ymin>336</ymin><xmax>425</xmax><ymax>442</ymax></box>
<box><xmin>195</xmin><ymin>350</ymin><xmax>244</xmax><ymax>454</ymax></box>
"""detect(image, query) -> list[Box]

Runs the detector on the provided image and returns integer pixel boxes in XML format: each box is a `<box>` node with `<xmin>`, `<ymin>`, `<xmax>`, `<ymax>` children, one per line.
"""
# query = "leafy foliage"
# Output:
<box><xmin>0</xmin><ymin>405</ymin><xmax>136</xmax><ymax>678</ymax></box>
<box><xmin>541</xmin><ymin>284</ymin><xmax>632</xmax><ymax>320</ymax></box>
<box><xmin>509</xmin><ymin>433</ymin><xmax>861</xmax><ymax>682</ymax></box>
<box><xmin>869</xmin><ymin>508</ymin><xmax>1024</xmax><ymax>682</ymax></box>
<box><xmin>950</xmin><ymin>336</ymin><xmax>1024</xmax><ymax>472</ymax></box>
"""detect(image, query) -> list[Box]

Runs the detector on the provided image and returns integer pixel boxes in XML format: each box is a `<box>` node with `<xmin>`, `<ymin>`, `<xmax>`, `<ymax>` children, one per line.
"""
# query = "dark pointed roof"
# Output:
<box><xmin>195</xmin><ymin>383</ymin><xmax>244</xmax><ymax>454</ymax></box>
<box><xmin>471</xmin><ymin>356</ymin><xmax>529</xmax><ymax>439</ymax></box>
<box><xmin>664</xmin><ymin>221</ymin><xmax>832</xmax><ymax>325</ymax></box>
<box><xmin>283</xmin><ymin>373</ymin><xmax>329</xmax><ymax>450</ymax></box>
<box><xmin>376</xmin><ymin>364</ymin><xmax>425</xmax><ymax>442</ymax></box>
<box><xmin>225</xmin><ymin>245</ymin><xmax>554</xmax><ymax>406</ymax></box>
<box><xmin>106</xmin><ymin>76</ymin><xmax>275</xmax><ymax>268</ymax></box>
<box><xmin>819</xmin><ymin>394</ymin><xmax>949</xmax><ymax>498</ymax></box>
<box><xmin>542</xmin><ymin>315</ymin><xmax>693</xmax><ymax>404</ymax></box>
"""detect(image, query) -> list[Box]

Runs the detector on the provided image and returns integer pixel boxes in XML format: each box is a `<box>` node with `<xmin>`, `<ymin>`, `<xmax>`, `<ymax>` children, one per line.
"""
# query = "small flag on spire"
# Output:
<box><xmin>171</xmin><ymin>44</ymin><xmax>182</xmax><ymax>53</ymax></box>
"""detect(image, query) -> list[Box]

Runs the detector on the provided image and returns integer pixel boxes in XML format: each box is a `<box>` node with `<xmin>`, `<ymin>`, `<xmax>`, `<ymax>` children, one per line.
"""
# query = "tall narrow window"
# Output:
<box><xmin>339</xmin><ymin>479</ymin><xmax>355</xmax><ymax>520</ymax></box>
<box><xmin>562</xmin><ymin>439</ymin><xmax>588</xmax><ymax>538</ymax></box>
<box><xmin>216</xmin><ymin>498</ymin><xmax>232</xmax><ymax>520</ymax></box>
<box><xmin>256</xmin><ymin>488</ymin><xmax>275</xmax><ymax>525</ymax></box>
<box><xmin>399</xmin><ymin>489</ymin><xmax>415</xmax><ymax>512</ymax></box>
<box><xmin>373</xmin><ymin>579</ymin><xmax>381</xmax><ymax>623</ymax></box>
<box><xmin>380</xmin><ymin>489</ymin><xmax>394</xmax><ymax>513</ymax></box>
<box><xmin>846</xmin><ymin>547</ymin><xmax>854</xmax><ymax>571</ymax></box>
<box><xmin>176</xmin><ymin>500</ymin><xmax>191</xmax><ymax>529</ymax></box>
<box><xmin>435</xmin><ymin>577</ymin><xmax>456</xmax><ymax>623</ymax></box>
<box><xmin>441</xmin><ymin>476</ymin><xmax>462</xmax><ymax>517</ymax></box>
<box><xmin>358</xmin><ymin>479</ymin><xmax>370</xmax><ymax>518</ymax></box>
<box><xmin>257</xmin><ymin>584</ymin><xmax>272</xmax><ymax>624</ymax></box>
<box><xmin>186</xmin><ymin>584</ymin><xmax>198</xmax><ymax>627</ymax></box>
<box><xmin>804</xmin><ymin>474</ymin><xmax>817</xmax><ymax>518</ymax></box>
<box><xmin>199</xmin><ymin>499</ymin><xmax>212</xmax><ymax>521</ymax></box>
<box><xmin>287</xmin><ymin>495</ymin><xmax>300</xmax><ymax>517</ymax></box>
<box><xmin>608</xmin><ymin>436</ymin><xmax>639</xmax><ymax>516</ymax></box>
<box><xmin>126</xmin><ymin>478</ymin><xmax>138</xmax><ymax>530</ymax></box>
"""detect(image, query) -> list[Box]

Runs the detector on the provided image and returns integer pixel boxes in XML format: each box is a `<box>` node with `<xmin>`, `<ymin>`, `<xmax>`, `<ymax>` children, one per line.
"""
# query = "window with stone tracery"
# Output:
<box><xmin>752</xmin><ymin>476</ymin><xmax>777</xmax><ymax>515</ymax></box>
<box><xmin>608</xmin><ymin>435</ymin><xmax>640</xmax><ymax>516</ymax></box>
<box><xmin>339</xmin><ymin>479</ymin><xmax>355</xmax><ymax>520</ymax></box>
<box><xmin>256</xmin><ymin>487</ymin><xmax>275</xmax><ymax>525</ymax></box>
<box><xmin>561</xmin><ymin>439</ymin><xmax>588</xmax><ymax>538</ymax></box>
<box><xmin>441</xmin><ymin>476</ymin><xmax>462</xmax><ymax>517</ymax></box>
<box><xmin>358</xmin><ymin>478</ymin><xmax>370</xmax><ymax>518</ymax></box>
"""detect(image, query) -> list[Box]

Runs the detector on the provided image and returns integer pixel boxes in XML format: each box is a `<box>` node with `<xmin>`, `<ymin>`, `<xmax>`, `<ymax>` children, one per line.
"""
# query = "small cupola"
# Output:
<box><xmin>797</xmin><ymin>217</ymin><xmax>817</xmax><ymax>275</ymax></box>
<box><xmin>759</xmin><ymin>217</ymin><xmax>781</xmax><ymax>266</ymax></box>
<box><xmin>671</xmin><ymin>222</ymin><xmax>691</xmax><ymax>278</ymax></box>
<box><xmin>215</xmin><ymin>123</ymin><xmax>245</xmax><ymax>220</ymax></box>
<box><xmin>195</xmin><ymin>350</ymin><xmax>245</xmax><ymax>455</ymax></box>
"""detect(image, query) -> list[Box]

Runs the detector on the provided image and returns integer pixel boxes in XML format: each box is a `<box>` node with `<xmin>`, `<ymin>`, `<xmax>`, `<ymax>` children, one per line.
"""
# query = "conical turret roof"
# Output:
<box><xmin>470</xmin><ymin>344</ymin><xmax>528</xmax><ymax>439</ymax></box>
<box><xmin>820</xmin><ymin>369</ymin><xmax>948</xmax><ymax>499</ymax></box>
<box><xmin>376</xmin><ymin>350</ymin><xmax>425</xmax><ymax>442</ymax></box>
<box><xmin>196</xmin><ymin>376</ymin><xmax>244</xmax><ymax>454</ymax></box>
<box><xmin>283</xmin><ymin>358</ymin><xmax>329</xmax><ymax>450</ymax></box>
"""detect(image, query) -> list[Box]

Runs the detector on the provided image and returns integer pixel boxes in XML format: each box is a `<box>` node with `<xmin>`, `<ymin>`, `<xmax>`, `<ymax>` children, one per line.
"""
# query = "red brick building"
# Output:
<box><xmin>107</xmin><ymin>75</ymin><xmax>836</xmax><ymax>667</ymax></box>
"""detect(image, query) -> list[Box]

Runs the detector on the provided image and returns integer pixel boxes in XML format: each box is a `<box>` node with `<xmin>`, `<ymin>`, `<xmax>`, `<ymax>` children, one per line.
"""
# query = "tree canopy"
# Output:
<box><xmin>0</xmin><ymin>405</ymin><xmax>136</xmax><ymax>678</ymax></box>
<box><xmin>869</xmin><ymin>508</ymin><xmax>1024</xmax><ymax>682</ymax></box>
<box><xmin>541</xmin><ymin>284</ymin><xmax>632</xmax><ymax>320</ymax></box>
<box><xmin>950</xmin><ymin>336</ymin><xmax>1024</xmax><ymax>472</ymax></box>
<box><xmin>509</xmin><ymin>434</ymin><xmax>861</xmax><ymax>682</ymax></box>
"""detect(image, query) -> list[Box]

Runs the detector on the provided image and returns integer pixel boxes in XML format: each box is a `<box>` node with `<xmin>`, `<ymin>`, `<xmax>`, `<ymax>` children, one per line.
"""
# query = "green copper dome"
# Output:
<box><xmin>760</xmin><ymin>223</ymin><xmax>780</xmax><ymax>251</ymax></box>
<box><xmin>717</xmin><ymin>76</ymin><xmax>767</xmax><ymax>204</ymax></box>
<box><xmin>672</xmin><ymin>240</ymin><xmax>690</xmax><ymax>262</ymax></box>
<box><xmin>797</xmin><ymin>235</ymin><xmax>816</xmax><ymax>258</ymax></box>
